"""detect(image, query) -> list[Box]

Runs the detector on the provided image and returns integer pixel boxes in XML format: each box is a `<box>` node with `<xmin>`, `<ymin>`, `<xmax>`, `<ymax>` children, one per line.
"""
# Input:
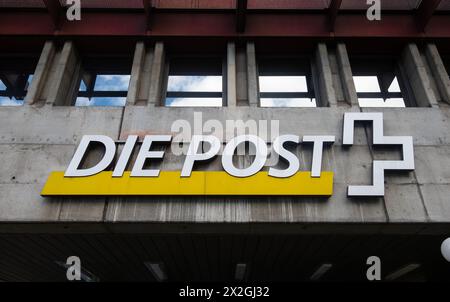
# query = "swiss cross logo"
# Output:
<box><xmin>343</xmin><ymin>112</ymin><xmax>415</xmax><ymax>197</ymax></box>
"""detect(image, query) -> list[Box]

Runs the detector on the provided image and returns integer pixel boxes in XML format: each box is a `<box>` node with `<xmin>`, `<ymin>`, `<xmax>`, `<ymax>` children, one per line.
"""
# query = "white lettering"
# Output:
<box><xmin>131</xmin><ymin>135</ymin><xmax>172</xmax><ymax>177</ymax></box>
<box><xmin>181</xmin><ymin>135</ymin><xmax>221</xmax><ymax>177</ymax></box>
<box><xmin>269</xmin><ymin>135</ymin><xmax>300</xmax><ymax>178</ymax></box>
<box><xmin>222</xmin><ymin>135</ymin><xmax>268</xmax><ymax>177</ymax></box>
<box><xmin>65</xmin><ymin>135</ymin><xmax>116</xmax><ymax>177</ymax></box>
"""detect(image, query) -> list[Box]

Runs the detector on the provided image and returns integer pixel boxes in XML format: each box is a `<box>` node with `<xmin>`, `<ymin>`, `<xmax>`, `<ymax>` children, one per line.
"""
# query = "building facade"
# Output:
<box><xmin>0</xmin><ymin>0</ymin><xmax>450</xmax><ymax>281</ymax></box>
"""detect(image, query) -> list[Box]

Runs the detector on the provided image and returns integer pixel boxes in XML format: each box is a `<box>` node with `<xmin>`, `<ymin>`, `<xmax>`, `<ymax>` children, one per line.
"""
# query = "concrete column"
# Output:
<box><xmin>425</xmin><ymin>44</ymin><xmax>450</xmax><ymax>104</ymax></box>
<box><xmin>148</xmin><ymin>42</ymin><xmax>165</xmax><ymax>107</ymax></box>
<box><xmin>336</xmin><ymin>43</ymin><xmax>358</xmax><ymax>106</ymax></box>
<box><xmin>236</xmin><ymin>47</ymin><xmax>248</xmax><ymax>106</ymax></box>
<box><xmin>246</xmin><ymin>42</ymin><xmax>259</xmax><ymax>107</ymax></box>
<box><xmin>401</xmin><ymin>43</ymin><xmax>438</xmax><ymax>107</ymax></box>
<box><xmin>137</xmin><ymin>47</ymin><xmax>155</xmax><ymax>106</ymax></box>
<box><xmin>24</xmin><ymin>41</ymin><xmax>55</xmax><ymax>106</ymax></box>
<box><xmin>126</xmin><ymin>42</ymin><xmax>146</xmax><ymax>106</ymax></box>
<box><xmin>315</xmin><ymin>43</ymin><xmax>337</xmax><ymax>107</ymax></box>
<box><xmin>46</xmin><ymin>41</ymin><xmax>82</xmax><ymax>106</ymax></box>
<box><xmin>227</xmin><ymin>42</ymin><xmax>237</xmax><ymax>107</ymax></box>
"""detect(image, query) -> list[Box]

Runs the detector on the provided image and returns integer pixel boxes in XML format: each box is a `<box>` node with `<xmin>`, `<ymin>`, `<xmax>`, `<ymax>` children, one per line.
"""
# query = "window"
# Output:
<box><xmin>74</xmin><ymin>56</ymin><xmax>131</xmax><ymax>107</ymax></box>
<box><xmin>258</xmin><ymin>58</ymin><xmax>316</xmax><ymax>107</ymax></box>
<box><xmin>353</xmin><ymin>76</ymin><xmax>405</xmax><ymax>107</ymax></box>
<box><xmin>0</xmin><ymin>55</ymin><xmax>37</xmax><ymax>106</ymax></box>
<box><xmin>75</xmin><ymin>74</ymin><xmax>130</xmax><ymax>106</ymax></box>
<box><xmin>165</xmin><ymin>57</ymin><xmax>224</xmax><ymax>107</ymax></box>
<box><xmin>351</xmin><ymin>57</ymin><xmax>412</xmax><ymax>107</ymax></box>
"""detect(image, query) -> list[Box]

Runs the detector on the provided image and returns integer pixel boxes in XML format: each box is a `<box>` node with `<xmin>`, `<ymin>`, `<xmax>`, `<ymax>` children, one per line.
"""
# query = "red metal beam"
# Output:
<box><xmin>42</xmin><ymin>0</ymin><xmax>64</xmax><ymax>30</ymax></box>
<box><xmin>236</xmin><ymin>0</ymin><xmax>247</xmax><ymax>33</ymax></box>
<box><xmin>328</xmin><ymin>0</ymin><xmax>342</xmax><ymax>32</ymax></box>
<box><xmin>1</xmin><ymin>11</ymin><xmax>450</xmax><ymax>39</ymax></box>
<box><xmin>416</xmin><ymin>0</ymin><xmax>442</xmax><ymax>31</ymax></box>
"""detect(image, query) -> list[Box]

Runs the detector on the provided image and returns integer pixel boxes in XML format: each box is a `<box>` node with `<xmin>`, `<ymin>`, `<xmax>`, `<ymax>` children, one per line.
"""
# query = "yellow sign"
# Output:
<box><xmin>41</xmin><ymin>171</ymin><xmax>333</xmax><ymax>196</ymax></box>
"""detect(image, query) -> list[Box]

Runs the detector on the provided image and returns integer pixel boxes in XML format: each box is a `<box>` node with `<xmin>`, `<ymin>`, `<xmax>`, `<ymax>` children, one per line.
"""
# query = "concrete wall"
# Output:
<box><xmin>1</xmin><ymin>41</ymin><xmax>450</xmax><ymax>234</ymax></box>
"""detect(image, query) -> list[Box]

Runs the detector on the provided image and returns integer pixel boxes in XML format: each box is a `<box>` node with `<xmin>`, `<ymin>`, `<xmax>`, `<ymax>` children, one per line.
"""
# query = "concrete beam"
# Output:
<box><xmin>236</xmin><ymin>47</ymin><xmax>248</xmax><ymax>106</ymax></box>
<box><xmin>401</xmin><ymin>44</ymin><xmax>438</xmax><ymax>107</ymax></box>
<box><xmin>361</xmin><ymin>107</ymin><xmax>450</xmax><ymax>146</ymax></box>
<box><xmin>0</xmin><ymin>107</ymin><xmax>123</xmax><ymax>145</ymax></box>
<box><xmin>24</xmin><ymin>41</ymin><xmax>55</xmax><ymax>106</ymax></box>
<box><xmin>227</xmin><ymin>42</ymin><xmax>237</xmax><ymax>107</ymax></box>
<box><xmin>336</xmin><ymin>43</ymin><xmax>358</xmax><ymax>106</ymax></box>
<box><xmin>425</xmin><ymin>44</ymin><xmax>450</xmax><ymax>104</ymax></box>
<box><xmin>1</xmin><ymin>105</ymin><xmax>450</xmax><ymax>227</ymax></box>
<box><xmin>126</xmin><ymin>42</ymin><xmax>146</xmax><ymax>106</ymax></box>
<box><xmin>246</xmin><ymin>42</ymin><xmax>259</xmax><ymax>107</ymax></box>
<box><xmin>46</xmin><ymin>41</ymin><xmax>82</xmax><ymax>106</ymax></box>
<box><xmin>148</xmin><ymin>42</ymin><xmax>165</xmax><ymax>106</ymax></box>
<box><xmin>315</xmin><ymin>43</ymin><xmax>337</xmax><ymax>107</ymax></box>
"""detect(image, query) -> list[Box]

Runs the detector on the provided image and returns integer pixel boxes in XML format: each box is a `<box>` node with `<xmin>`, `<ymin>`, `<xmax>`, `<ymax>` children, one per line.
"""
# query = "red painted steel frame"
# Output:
<box><xmin>1</xmin><ymin>11</ymin><xmax>450</xmax><ymax>38</ymax></box>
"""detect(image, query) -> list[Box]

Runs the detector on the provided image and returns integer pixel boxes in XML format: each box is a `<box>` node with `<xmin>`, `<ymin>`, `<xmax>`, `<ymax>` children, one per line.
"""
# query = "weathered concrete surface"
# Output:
<box><xmin>126</xmin><ymin>42</ymin><xmax>147</xmax><ymax>106</ymax></box>
<box><xmin>384</xmin><ymin>184</ymin><xmax>428</xmax><ymax>222</ymax></box>
<box><xmin>315</xmin><ymin>43</ymin><xmax>337</xmax><ymax>107</ymax></box>
<box><xmin>401</xmin><ymin>44</ymin><xmax>438</xmax><ymax>107</ymax></box>
<box><xmin>0</xmin><ymin>106</ymin><xmax>123</xmax><ymax>223</ymax></box>
<box><xmin>148</xmin><ymin>42</ymin><xmax>165</xmax><ymax>106</ymax></box>
<box><xmin>426</xmin><ymin>44</ymin><xmax>450</xmax><ymax>104</ymax></box>
<box><xmin>336</xmin><ymin>43</ymin><xmax>358</xmax><ymax>106</ymax></box>
<box><xmin>415</xmin><ymin>146</ymin><xmax>450</xmax><ymax>184</ymax></box>
<box><xmin>25</xmin><ymin>41</ymin><xmax>55</xmax><ymax>106</ymax></box>
<box><xmin>361</xmin><ymin>108</ymin><xmax>450</xmax><ymax>146</ymax></box>
<box><xmin>46</xmin><ymin>41</ymin><xmax>82</xmax><ymax>106</ymax></box>
<box><xmin>119</xmin><ymin>107</ymin><xmax>365</xmax><ymax>144</ymax></box>
<box><xmin>104</xmin><ymin>105</ymin><xmax>449</xmax><ymax>226</ymax></box>
<box><xmin>227</xmin><ymin>42</ymin><xmax>237</xmax><ymax>107</ymax></box>
<box><xmin>420</xmin><ymin>184</ymin><xmax>450</xmax><ymax>222</ymax></box>
<box><xmin>236</xmin><ymin>46</ymin><xmax>248</xmax><ymax>106</ymax></box>
<box><xmin>328</xmin><ymin>48</ymin><xmax>345</xmax><ymax>105</ymax></box>
<box><xmin>0</xmin><ymin>106</ymin><xmax>122</xmax><ymax>145</ymax></box>
<box><xmin>246</xmin><ymin>42</ymin><xmax>259</xmax><ymax>107</ymax></box>
<box><xmin>1</xmin><ymin>105</ymin><xmax>448</xmax><ymax>228</ymax></box>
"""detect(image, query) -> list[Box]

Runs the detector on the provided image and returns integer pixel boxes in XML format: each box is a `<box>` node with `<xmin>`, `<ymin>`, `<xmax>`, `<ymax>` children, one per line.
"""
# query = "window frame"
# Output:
<box><xmin>256</xmin><ymin>55</ymin><xmax>317</xmax><ymax>107</ymax></box>
<box><xmin>163</xmin><ymin>54</ymin><xmax>227</xmax><ymax>107</ymax></box>
<box><xmin>77</xmin><ymin>75</ymin><xmax>130</xmax><ymax>99</ymax></box>
<box><xmin>0</xmin><ymin>54</ymin><xmax>38</xmax><ymax>103</ymax></box>
<box><xmin>73</xmin><ymin>55</ymin><xmax>132</xmax><ymax>107</ymax></box>
<box><xmin>350</xmin><ymin>55</ymin><xmax>415</xmax><ymax>107</ymax></box>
